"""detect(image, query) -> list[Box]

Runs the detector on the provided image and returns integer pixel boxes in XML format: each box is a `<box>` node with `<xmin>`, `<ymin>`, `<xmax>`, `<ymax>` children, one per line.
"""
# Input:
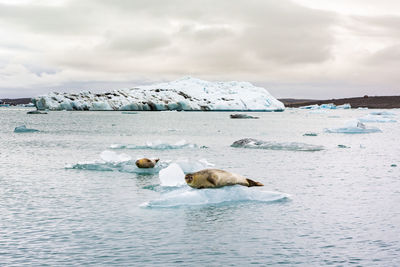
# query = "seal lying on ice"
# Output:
<box><xmin>185</xmin><ymin>169</ymin><xmax>263</xmax><ymax>189</ymax></box>
<box><xmin>135</xmin><ymin>158</ymin><xmax>159</xmax><ymax>168</ymax></box>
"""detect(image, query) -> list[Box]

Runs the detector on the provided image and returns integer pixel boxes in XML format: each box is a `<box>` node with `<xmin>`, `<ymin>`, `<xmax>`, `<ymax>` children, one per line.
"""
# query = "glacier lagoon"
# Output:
<box><xmin>1</xmin><ymin>107</ymin><xmax>400</xmax><ymax>266</ymax></box>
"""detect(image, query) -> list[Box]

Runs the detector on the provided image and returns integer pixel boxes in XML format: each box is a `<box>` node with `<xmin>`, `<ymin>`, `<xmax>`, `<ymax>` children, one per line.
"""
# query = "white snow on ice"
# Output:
<box><xmin>32</xmin><ymin>77</ymin><xmax>285</xmax><ymax>111</ymax></box>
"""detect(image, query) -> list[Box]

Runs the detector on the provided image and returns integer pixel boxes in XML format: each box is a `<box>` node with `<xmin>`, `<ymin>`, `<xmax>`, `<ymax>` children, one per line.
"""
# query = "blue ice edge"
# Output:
<box><xmin>141</xmin><ymin>185</ymin><xmax>290</xmax><ymax>208</ymax></box>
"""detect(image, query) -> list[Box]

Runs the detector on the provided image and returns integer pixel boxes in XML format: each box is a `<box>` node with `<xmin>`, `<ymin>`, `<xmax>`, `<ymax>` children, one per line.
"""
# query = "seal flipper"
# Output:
<box><xmin>246</xmin><ymin>178</ymin><xmax>264</xmax><ymax>187</ymax></box>
<box><xmin>207</xmin><ymin>176</ymin><xmax>217</xmax><ymax>186</ymax></box>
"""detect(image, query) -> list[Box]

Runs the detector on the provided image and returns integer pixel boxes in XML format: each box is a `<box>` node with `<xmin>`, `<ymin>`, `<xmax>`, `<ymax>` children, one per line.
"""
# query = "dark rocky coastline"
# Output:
<box><xmin>279</xmin><ymin>96</ymin><xmax>400</xmax><ymax>109</ymax></box>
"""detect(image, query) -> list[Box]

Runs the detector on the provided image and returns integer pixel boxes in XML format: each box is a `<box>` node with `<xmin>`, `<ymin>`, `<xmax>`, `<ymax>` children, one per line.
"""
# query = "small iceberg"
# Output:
<box><xmin>230</xmin><ymin>114</ymin><xmax>259</xmax><ymax>119</ymax></box>
<box><xmin>173</xmin><ymin>158</ymin><xmax>214</xmax><ymax>173</ymax></box>
<box><xmin>14</xmin><ymin>125</ymin><xmax>39</xmax><ymax>133</ymax></box>
<box><xmin>299</xmin><ymin>104</ymin><xmax>320</xmax><ymax>110</ymax></box>
<box><xmin>27</xmin><ymin>110</ymin><xmax>48</xmax><ymax>114</ymax></box>
<box><xmin>336</xmin><ymin>103</ymin><xmax>351</xmax><ymax>109</ymax></box>
<box><xmin>110</xmin><ymin>140</ymin><xmax>198</xmax><ymax>150</ymax></box>
<box><xmin>358</xmin><ymin>114</ymin><xmax>396</xmax><ymax>123</ymax></box>
<box><xmin>299</xmin><ymin>103</ymin><xmax>351</xmax><ymax>110</ymax></box>
<box><xmin>159</xmin><ymin>163</ymin><xmax>186</xmax><ymax>187</ymax></box>
<box><xmin>325</xmin><ymin>120</ymin><xmax>381</xmax><ymax>134</ymax></box>
<box><xmin>121</xmin><ymin>111</ymin><xmax>138</xmax><ymax>114</ymax></box>
<box><xmin>337</xmin><ymin>144</ymin><xmax>350</xmax><ymax>148</ymax></box>
<box><xmin>142</xmin><ymin>186</ymin><xmax>289</xmax><ymax>208</ymax></box>
<box><xmin>231</xmin><ymin>138</ymin><xmax>324</xmax><ymax>151</ymax></box>
<box><xmin>303</xmin><ymin>132</ymin><xmax>318</xmax><ymax>136</ymax></box>
<box><xmin>369</xmin><ymin>111</ymin><xmax>395</xmax><ymax>116</ymax></box>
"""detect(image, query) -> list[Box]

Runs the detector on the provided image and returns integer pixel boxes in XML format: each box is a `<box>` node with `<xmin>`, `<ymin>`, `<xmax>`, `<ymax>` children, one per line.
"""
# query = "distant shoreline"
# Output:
<box><xmin>2</xmin><ymin>95</ymin><xmax>400</xmax><ymax>109</ymax></box>
<box><xmin>279</xmin><ymin>96</ymin><xmax>400</xmax><ymax>109</ymax></box>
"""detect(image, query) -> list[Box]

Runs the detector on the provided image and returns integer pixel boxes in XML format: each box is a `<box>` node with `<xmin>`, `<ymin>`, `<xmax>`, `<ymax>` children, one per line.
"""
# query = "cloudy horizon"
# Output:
<box><xmin>1</xmin><ymin>0</ymin><xmax>400</xmax><ymax>99</ymax></box>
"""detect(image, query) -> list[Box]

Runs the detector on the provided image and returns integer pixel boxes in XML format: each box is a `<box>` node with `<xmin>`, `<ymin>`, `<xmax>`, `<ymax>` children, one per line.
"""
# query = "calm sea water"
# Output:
<box><xmin>1</xmin><ymin>107</ymin><xmax>399</xmax><ymax>266</ymax></box>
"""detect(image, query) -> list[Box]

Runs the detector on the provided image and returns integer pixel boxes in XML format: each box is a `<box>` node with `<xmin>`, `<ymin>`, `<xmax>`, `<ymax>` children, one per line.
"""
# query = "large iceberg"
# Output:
<box><xmin>32</xmin><ymin>77</ymin><xmax>285</xmax><ymax>111</ymax></box>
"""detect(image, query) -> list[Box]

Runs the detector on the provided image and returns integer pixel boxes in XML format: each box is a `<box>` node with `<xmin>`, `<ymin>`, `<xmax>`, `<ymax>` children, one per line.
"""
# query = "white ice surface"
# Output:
<box><xmin>158</xmin><ymin>163</ymin><xmax>186</xmax><ymax>187</ymax></box>
<box><xmin>142</xmin><ymin>186</ymin><xmax>289</xmax><ymax>208</ymax></box>
<box><xmin>32</xmin><ymin>77</ymin><xmax>284</xmax><ymax>111</ymax></box>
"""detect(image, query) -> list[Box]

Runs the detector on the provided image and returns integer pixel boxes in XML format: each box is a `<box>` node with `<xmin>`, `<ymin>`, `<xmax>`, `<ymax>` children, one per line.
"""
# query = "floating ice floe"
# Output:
<box><xmin>369</xmin><ymin>111</ymin><xmax>396</xmax><ymax>116</ymax></box>
<box><xmin>336</xmin><ymin>103</ymin><xmax>352</xmax><ymax>109</ymax></box>
<box><xmin>66</xmin><ymin>151</ymin><xmax>211</xmax><ymax>176</ymax></box>
<box><xmin>324</xmin><ymin>120</ymin><xmax>382</xmax><ymax>134</ymax></box>
<box><xmin>142</xmin><ymin>186</ymin><xmax>289</xmax><ymax>208</ymax></box>
<box><xmin>230</xmin><ymin>114</ymin><xmax>259</xmax><ymax>119</ymax></box>
<box><xmin>32</xmin><ymin>77</ymin><xmax>285</xmax><ymax>111</ymax></box>
<box><xmin>110</xmin><ymin>140</ymin><xmax>198</xmax><ymax>150</ymax></box>
<box><xmin>303</xmin><ymin>132</ymin><xmax>318</xmax><ymax>136</ymax></box>
<box><xmin>358</xmin><ymin>114</ymin><xmax>396</xmax><ymax>123</ymax></box>
<box><xmin>66</xmin><ymin>150</ymin><xmax>166</xmax><ymax>174</ymax></box>
<box><xmin>27</xmin><ymin>110</ymin><xmax>47</xmax><ymax>114</ymax></box>
<box><xmin>14</xmin><ymin>125</ymin><xmax>39</xmax><ymax>133</ymax></box>
<box><xmin>231</xmin><ymin>138</ymin><xmax>324</xmax><ymax>151</ymax></box>
<box><xmin>300</xmin><ymin>103</ymin><xmax>351</xmax><ymax>110</ymax></box>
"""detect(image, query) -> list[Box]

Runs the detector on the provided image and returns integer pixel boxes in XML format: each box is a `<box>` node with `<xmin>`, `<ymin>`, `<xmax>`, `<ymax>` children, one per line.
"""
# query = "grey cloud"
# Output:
<box><xmin>5</xmin><ymin>0</ymin><xmax>391</xmax><ymax>99</ymax></box>
<box><xmin>0</xmin><ymin>2</ymin><xmax>101</xmax><ymax>35</ymax></box>
<box><xmin>345</xmin><ymin>14</ymin><xmax>400</xmax><ymax>38</ymax></box>
<box><xmin>367</xmin><ymin>44</ymin><xmax>400</xmax><ymax>65</ymax></box>
<box><xmin>104</xmin><ymin>32</ymin><xmax>171</xmax><ymax>54</ymax></box>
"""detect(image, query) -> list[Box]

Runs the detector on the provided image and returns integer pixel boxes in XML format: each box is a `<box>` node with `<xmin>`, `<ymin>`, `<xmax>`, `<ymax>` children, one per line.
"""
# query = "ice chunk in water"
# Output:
<box><xmin>231</xmin><ymin>138</ymin><xmax>324</xmax><ymax>151</ymax></box>
<box><xmin>174</xmin><ymin>158</ymin><xmax>214</xmax><ymax>173</ymax></box>
<box><xmin>14</xmin><ymin>125</ymin><xmax>39</xmax><ymax>133</ymax></box>
<box><xmin>325</xmin><ymin>120</ymin><xmax>382</xmax><ymax>134</ymax></box>
<box><xmin>159</xmin><ymin>163</ymin><xmax>186</xmax><ymax>186</ymax></box>
<box><xmin>100</xmin><ymin>150</ymin><xmax>131</xmax><ymax>163</ymax></box>
<box><xmin>369</xmin><ymin>111</ymin><xmax>395</xmax><ymax>116</ymax></box>
<box><xmin>142</xmin><ymin>186</ymin><xmax>289</xmax><ymax>208</ymax></box>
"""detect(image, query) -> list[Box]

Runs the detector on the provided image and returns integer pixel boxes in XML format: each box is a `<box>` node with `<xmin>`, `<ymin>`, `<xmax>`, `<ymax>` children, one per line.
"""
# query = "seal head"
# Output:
<box><xmin>135</xmin><ymin>158</ymin><xmax>160</xmax><ymax>168</ymax></box>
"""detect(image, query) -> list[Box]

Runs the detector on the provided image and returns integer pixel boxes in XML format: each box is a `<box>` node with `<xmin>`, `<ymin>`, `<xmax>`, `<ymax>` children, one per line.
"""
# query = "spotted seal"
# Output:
<box><xmin>185</xmin><ymin>169</ymin><xmax>263</xmax><ymax>189</ymax></box>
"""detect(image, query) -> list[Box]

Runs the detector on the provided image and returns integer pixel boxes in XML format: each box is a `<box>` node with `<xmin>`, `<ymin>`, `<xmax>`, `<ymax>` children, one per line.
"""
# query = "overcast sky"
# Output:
<box><xmin>1</xmin><ymin>0</ymin><xmax>400</xmax><ymax>99</ymax></box>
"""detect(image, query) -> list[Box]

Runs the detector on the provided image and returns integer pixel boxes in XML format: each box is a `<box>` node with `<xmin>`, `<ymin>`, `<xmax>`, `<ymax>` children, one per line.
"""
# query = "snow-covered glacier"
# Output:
<box><xmin>32</xmin><ymin>77</ymin><xmax>285</xmax><ymax>111</ymax></box>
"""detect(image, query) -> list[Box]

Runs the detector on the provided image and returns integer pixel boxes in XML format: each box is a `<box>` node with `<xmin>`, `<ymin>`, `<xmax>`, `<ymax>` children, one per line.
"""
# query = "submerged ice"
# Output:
<box><xmin>231</xmin><ymin>138</ymin><xmax>324</xmax><ymax>151</ymax></box>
